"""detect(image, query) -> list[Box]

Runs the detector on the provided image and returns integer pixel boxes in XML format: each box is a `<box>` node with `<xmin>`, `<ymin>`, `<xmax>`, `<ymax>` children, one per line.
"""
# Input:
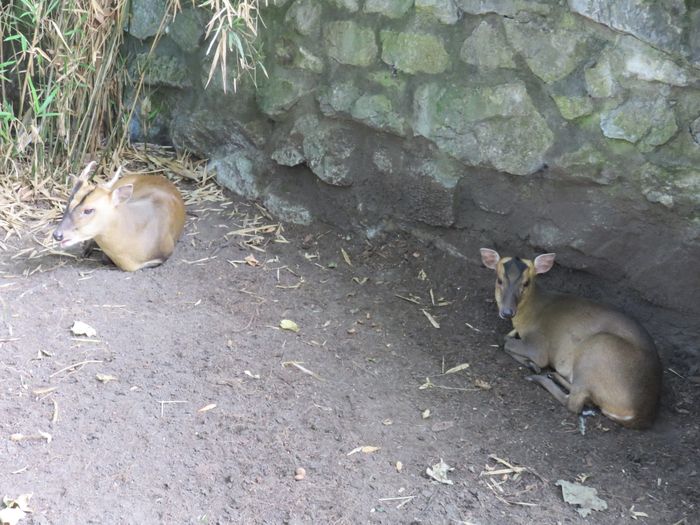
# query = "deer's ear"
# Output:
<box><xmin>533</xmin><ymin>253</ymin><xmax>556</xmax><ymax>274</ymax></box>
<box><xmin>480</xmin><ymin>248</ymin><xmax>500</xmax><ymax>270</ymax></box>
<box><xmin>112</xmin><ymin>184</ymin><xmax>133</xmax><ymax>206</ymax></box>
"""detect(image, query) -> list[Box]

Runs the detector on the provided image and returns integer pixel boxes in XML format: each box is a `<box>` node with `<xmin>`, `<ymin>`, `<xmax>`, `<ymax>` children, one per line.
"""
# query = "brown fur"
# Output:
<box><xmin>54</xmin><ymin>173</ymin><xmax>185</xmax><ymax>271</ymax></box>
<box><xmin>480</xmin><ymin>248</ymin><xmax>662</xmax><ymax>429</ymax></box>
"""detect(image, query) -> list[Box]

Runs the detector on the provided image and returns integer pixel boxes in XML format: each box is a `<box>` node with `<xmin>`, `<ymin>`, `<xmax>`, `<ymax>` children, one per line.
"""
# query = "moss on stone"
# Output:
<box><xmin>368</xmin><ymin>71</ymin><xmax>406</xmax><ymax>92</ymax></box>
<box><xmin>350</xmin><ymin>93</ymin><xmax>407</xmax><ymax>135</ymax></box>
<box><xmin>552</xmin><ymin>95</ymin><xmax>595</xmax><ymax>120</ymax></box>
<box><xmin>460</xmin><ymin>21</ymin><xmax>516</xmax><ymax>69</ymax></box>
<box><xmin>364</xmin><ymin>0</ymin><xmax>413</xmax><ymax>18</ymax></box>
<box><xmin>380</xmin><ymin>30</ymin><xmax>450</xmax><ymax>75</ymax></box>
<box><xmin>325</xmin><ymin>21</ymin><xmax>378</xmax><ymax>67</ymax></box>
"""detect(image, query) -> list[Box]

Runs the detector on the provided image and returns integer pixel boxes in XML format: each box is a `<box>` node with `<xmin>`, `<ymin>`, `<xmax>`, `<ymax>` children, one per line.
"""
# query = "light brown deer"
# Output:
<box><xmin>54</xmin><ymin>162</ymin><xmax>185</xmax><ymax>271</ymax></box>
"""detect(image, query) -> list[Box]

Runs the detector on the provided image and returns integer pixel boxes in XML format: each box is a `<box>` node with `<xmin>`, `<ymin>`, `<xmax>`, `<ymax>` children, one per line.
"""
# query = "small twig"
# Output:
<box><xmin>465</xmin><ymin>322</ymin><xmax>481</xmax><ymax>333</ymax></box>
<box><xmin>394</xmin><ymin>294</ymin><xmax>421</xmax><ymax>305</ymax></box>
<box><xmin>667</xmin><ymin>367</ymin><xmax>685</xmax><ymax>379</ymax></box>
<box><xmin>49</xmin><ymin>359</ymin><xmax>103</xmax><ymax>378</ymax></box>
<box><xmin>51</xmin><ymin>398</ymin><xmax>59</xmax><ymax>423</ymax></box>
<box><xmin>282</xmin><ymin>361</ymin><xmax>324</xmax><ymax>381</ymax></box>
<box><xmin>378</xmin><ymin>495</ymin><xmax>416</xmax><ymax>502</ymax></box>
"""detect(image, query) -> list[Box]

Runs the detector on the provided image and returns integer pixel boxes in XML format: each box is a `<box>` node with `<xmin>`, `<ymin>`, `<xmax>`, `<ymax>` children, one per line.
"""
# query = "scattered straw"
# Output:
<box><xmin>0</xmin><ymin>145</ymin><xmax>240</xmax><ymax>259</ymax></box>
<box><xmin>49</xmin><ymin>359</ymin><xmax>103</xmax><ymax>378</ymax></box>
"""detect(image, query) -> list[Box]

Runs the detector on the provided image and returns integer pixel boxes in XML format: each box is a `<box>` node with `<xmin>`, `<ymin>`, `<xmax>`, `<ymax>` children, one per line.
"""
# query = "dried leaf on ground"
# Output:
<box><xmin>0</xmin><ymin>506</ymin><xmax>26</xmax><ymax>525</ymax></box>
<box><xmin>2</xmin><ymin>494</ymin><xmax>32</xmax><ymax>514</ymax></box>
<box><xmin>474</xmin><ymin>378</ymin><xmax>492</xmax><ymax>390</ymax></box>
<box><xmin>347</xmin><ymin>445</ymin><xmax>380</xmax><ymax>456</ymax></box>
<box><xmin>556</xmin><ymin>480</ymin><xmax>608</xmax><ymax>517</ymax></box>
<box><xmin>341</xmin><ymin>247</ymin><xmax>352</xmax><ymax>266</ymax></box>
<box><xmin>70</xmin><ymin>321</ymin><xmax>96</xmax><ymax>337</ymax></box>
<box><xmin>444</xmin><ymin>363</ymin><xmax>470</xmax><ymax>375</ymax></box>
<box><xmin>9</xmin><ymin>432</ymin><xmax>51</xmax><ymax>444</ymax></box>
<box><xmin>426</xmin><ymin>459</ymin><xmax>454</xmax><ymax>485</ymax></box>
<box><xmin>244</xmin><ymin>370</ymin><xmax>260</xmax><ymax>379</ymax></box>
<box><xmin>280</xmin><ymin>319</ymin><xmax>300</xmax><ymax>332</ymax></box>
<box><xmin>629</xmin><ymin>505</ymin><xmax>649</xmax><ymax>520</ymax></box>
<box><xmin>198</xmin><ymin>403</ymin><xmax>217</xmax><ymax>413</ymax></box>
<box><xmin>421</xmin><ymin>409</ymin><xmax>431</xmax><ymax>419</ymax></box>
<box><xmin>96</xmin><ymin>373</ymin><xmax>117</xmax><ymax>383</ymax></box>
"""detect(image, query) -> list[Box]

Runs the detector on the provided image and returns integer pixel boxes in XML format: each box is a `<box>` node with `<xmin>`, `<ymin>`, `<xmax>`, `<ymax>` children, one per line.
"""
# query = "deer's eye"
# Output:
<box><xmin>82</xmin><ymin>208</ymin><xmax>95</xmax><ymax>216</ymax></box>
<box><xmin>523</xmin><ymin>280</ymin><xmax>530</xmax><ymax>288</ymax></box>
<box><xmin>497</xmin><ymin>278</ymin><xmax>503</xmax><ymax>285</ymax></box>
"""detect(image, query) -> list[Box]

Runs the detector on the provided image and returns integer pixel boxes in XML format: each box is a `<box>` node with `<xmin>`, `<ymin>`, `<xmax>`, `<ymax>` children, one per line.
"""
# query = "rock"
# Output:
<box><xmin>372</xmin><ymin>149</ymin><xmax>394</xmax><ymax>173</ymax></box>
<box><xmin>132</xmin><ymin>53</ymin><xmax>192</xmax><ymax>89</ymax></box>
<box><xmin>212</xmin><ymin>151</ymin><xmax>264</xmax><ymax>200</ymax></box>
<box><xmin>380</xmin><ymin>30</ymin><xmax>450</xmax><ymax>75</ymax></box>
<box><xmin>530</xmin><ymin>221</ymin><xmax>569</xmax><ymax>247</ymax></box>
<box><xmin>615</xmin><ymin>36</ymin><xmax>691</xmax><ymax>87</ymax></box>
<box><xmin>413</xmin><ymin>81</ymin><xmax>553</xmax><ymax>175</ymax></box>
<box><xmin>292</xmin><ymin>46</ymin><xmax>325</xmax><ymax>73</ymax></box>
<box><xmin>600</xmin><ymin>96</ymin><xmax>678</xmax><ymax>149</ymax></box>
<box><xmin>257</xmin><ymin>69</ymin><xmax>316</xmax><ymax>118</ymax></box>
<box><xmin>503</xmin><ymin>13</ymin><xmax>589</xmax><ymax>83</ymax></box>
<box><xmin>170</xmin><ymin>109</ymin><xmax>257</xmax><ymax>159</ymax></box>
<box><xmin>585</xmin><ymin>37</ymin><xmax>692</xmax><ymax>98</ymax></box>
<box><xmin>368</xmin><ymin>71</ymin><xmax>407</xmax><ymax>95</ymax></box>
<box><xmin>551</xmin><ymin>95</ymin><xmax>594</xmax><ymax>120</ymax></box>
<box><xmin>640</xmin><ymin>164</ymin><xmax>700</xmax><ymax>211</ymax></box>
<box><xmin>691</xmin><ymin>116</ymin><xmax>700</xmax><ymax>146</ymax></box>
<box><xmin>469</xmin><ymin>174</ymin><xmax>514</xmax><ymax>215</ymax></box>
<box><xmin>553</xmin><ymin>145</ymin><xmax>619</xmax><ymax>185</ymax></box>
<box><xmin>327</xmin><ymin>0</ymin><xmax>360</xmax><ymax>12</ymax></box>
<box><xmin>457</xmin><ymin>0</ymin><xmax>554</xmax><ymax>16</ymax></box>
<box><xmin>690</xmin><ymin>10</ymin><xmax>700</xmax><ymax>67</ymax></box>
<box><xmin>263</xmin><ymin>193</ymin><xmax>313</xmax><ymax>225</ymax></box>
<box><xmin>318</xmin><ymin>82</ymin><xmax>361</xmax><ymax>116</ymax></box>
<box><xmin>568</xmin><ymin>0</ymin><xmax>685</xmax><ymax>56</ymax></box>
<box><xmin>350</xmin><ymin>94</ymin><xmax>408</xmax><ymax>136</ymax></box>
<box><xmin>285</xmin><ymin>0</ymin><xmax>322</xmax><ymax>36</ymax></box>
<box><xmin>364</xmin><ymin>0</ymin><xmax>414</xmax><ymax>19</ymax></box>
<box><xmin>167</xmin><ymin>8</ymin><xmax>204</xmax><ymax>53</ymax></box>
<box><xmin>294</xmin><ymin>116</ymin><xmax>357</xmax><ymax>186</ymax></box>
<box><xmin>271</xmin><ymin>145</ymin><xmax>306</xmax><ymax>167</ymax></box>
<box><xmin>127</xmin><ymin>0</ymin><xmax>169</xmax><ymax>40</ymax></box>
<box><xmin>415</xmin><ymin>0</ymin><xmax>461</xmax><ymax>24</ymax></box>
<box><xmin>584</xmin><ymin>51</ymin><xmax>621</xmax><ymax>98</ymax></box>
<box><xmin>324</xmin><ymin>21</ymin><xmax>378</xmax><ymax>67</ymax></box>
<box><xmin>274</xmin><ymin>39</ymin><xmax>324</xmax><ymax>72</ymax></box>
<box><xmin>404</xmin><ymin>157</ymin><xmax>460</xmax><ymax>226</ymax></box>
<box><xmin>369</xmin><ymin>147</ymin><xmax>461</xmax><ymax>226</ymax></box>
<box><xmin>460</xmin><ymin>20</ymin><xmax>516</xmax><ymax>69</ymax></box>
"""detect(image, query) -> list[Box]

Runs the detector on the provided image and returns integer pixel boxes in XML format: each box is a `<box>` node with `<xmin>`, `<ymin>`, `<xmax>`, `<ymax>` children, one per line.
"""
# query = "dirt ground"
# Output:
<box><xmin>0</xmin><ymin>184</ymin><xmax>698</xmax><ymax>525</ymax></box>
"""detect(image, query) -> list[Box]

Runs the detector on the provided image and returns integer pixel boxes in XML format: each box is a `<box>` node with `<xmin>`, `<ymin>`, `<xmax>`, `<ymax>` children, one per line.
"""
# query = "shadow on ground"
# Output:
<box><xmin>0</xmin><ymin>189</ymin><xmax>697</xmax><ymax>524</ymax></box>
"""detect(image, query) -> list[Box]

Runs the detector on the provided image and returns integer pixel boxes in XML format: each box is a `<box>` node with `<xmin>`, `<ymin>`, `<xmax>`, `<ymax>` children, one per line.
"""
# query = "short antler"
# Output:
<box><xmin>64</xmin><ymin>161</ymin><xmax>97</xmax><ymax>213</ymax></box>
<box><xmin>101</xmin><ymin>166</ymin><xmax>123</xmax><ymax>190</ymax></box>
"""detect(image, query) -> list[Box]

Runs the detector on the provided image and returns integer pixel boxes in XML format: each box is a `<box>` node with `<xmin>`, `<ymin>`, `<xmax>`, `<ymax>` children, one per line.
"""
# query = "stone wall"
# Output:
<box><xmin>124</xmin><ymin>0</ymin><xmax>700</xmax><ymax>314</ymax></box>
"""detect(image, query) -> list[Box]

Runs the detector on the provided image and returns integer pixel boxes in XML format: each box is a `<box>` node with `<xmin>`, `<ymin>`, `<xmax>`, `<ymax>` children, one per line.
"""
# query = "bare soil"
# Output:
<box><xmin>1</xmin><ymin>188</ymin><xmax>698</xmax><ymax>525</ymax></box>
